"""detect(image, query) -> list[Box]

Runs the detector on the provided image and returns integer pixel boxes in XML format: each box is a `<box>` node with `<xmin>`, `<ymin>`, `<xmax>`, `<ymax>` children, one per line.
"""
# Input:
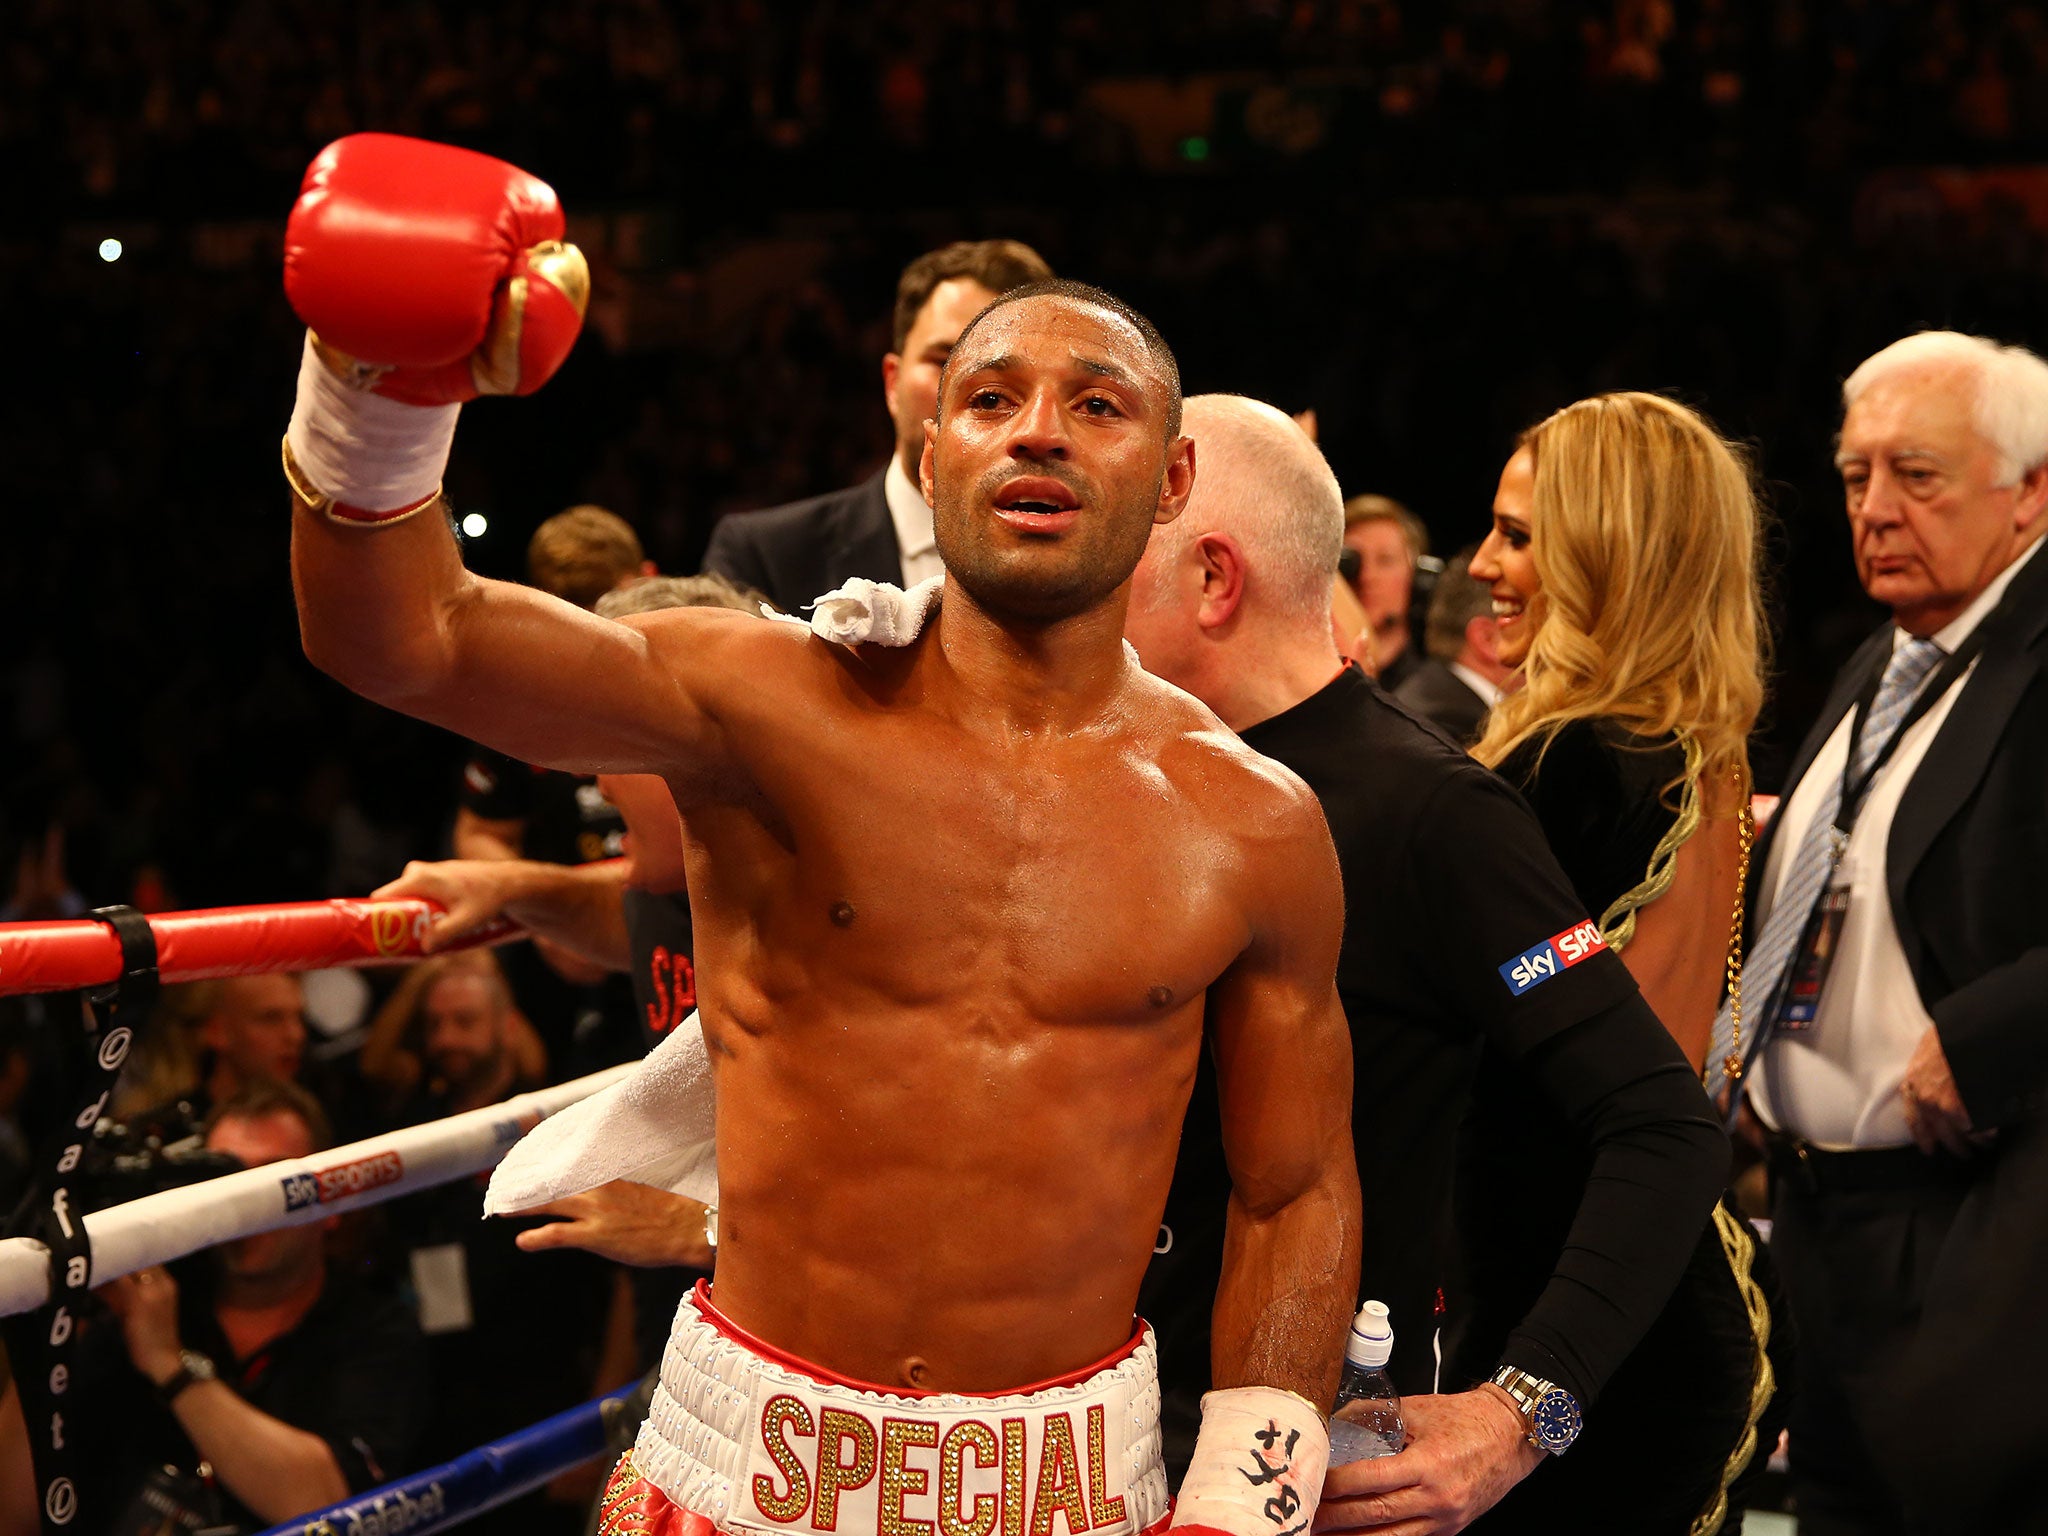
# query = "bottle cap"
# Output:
<box><xmin>1345</xmin><ymin>1300</ymin><xmax>1393</xmax><ymax>1370</ymax></box>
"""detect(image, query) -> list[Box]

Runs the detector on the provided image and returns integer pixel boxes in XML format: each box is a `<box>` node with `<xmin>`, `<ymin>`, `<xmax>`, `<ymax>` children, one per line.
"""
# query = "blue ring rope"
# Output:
<box><xmin>254</xmin><ymin>1386</ymin><xmax>638</xmax><ymax>1536</ymax></box>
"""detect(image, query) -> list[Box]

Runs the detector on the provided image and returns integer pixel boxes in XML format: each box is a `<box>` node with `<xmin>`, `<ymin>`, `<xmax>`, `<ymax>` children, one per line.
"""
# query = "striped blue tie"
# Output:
<box><xmin>1705</xmin><ymin>636</ymin><xmax>1946</xmax><ymax>1097</ymax></box>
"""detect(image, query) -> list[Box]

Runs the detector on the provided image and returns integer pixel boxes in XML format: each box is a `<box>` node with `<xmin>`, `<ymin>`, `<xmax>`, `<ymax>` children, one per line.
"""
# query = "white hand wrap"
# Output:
<box><xmin>284</xmin><ymin>333</ymin><xmax>459</xmax><ymax>519</ymax></box>
<box><xmin>1171</xmin><ymin>1387</ymin><xmax>1330</xmax><ymax>1536</ymax></box>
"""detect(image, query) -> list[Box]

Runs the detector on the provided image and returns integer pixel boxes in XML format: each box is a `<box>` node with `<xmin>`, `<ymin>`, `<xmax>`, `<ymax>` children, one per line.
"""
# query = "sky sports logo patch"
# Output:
<box><xmin>1499</xmin><ymin>921</ymin><xmax>1608</xmax><ymax>995</ymax></box>
<box><xmin>280</xmin><ymin>1150</ymin><xmax>405</xmax><ymax>1212</ymax></box>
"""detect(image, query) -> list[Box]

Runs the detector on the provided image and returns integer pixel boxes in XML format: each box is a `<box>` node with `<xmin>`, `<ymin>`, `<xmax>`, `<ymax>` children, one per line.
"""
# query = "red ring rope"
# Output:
<box><xmin>0</xmin><ymin>899</ymin><xmax>517</xmax><ymax>997</ymax></box>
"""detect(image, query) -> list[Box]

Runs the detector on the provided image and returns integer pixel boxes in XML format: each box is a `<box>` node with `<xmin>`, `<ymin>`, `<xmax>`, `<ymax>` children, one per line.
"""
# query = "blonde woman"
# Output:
<box><xmin>1455</xmin><ymin>393</ymin><xmax>1784</xmax><ymax>1536</ymax></box>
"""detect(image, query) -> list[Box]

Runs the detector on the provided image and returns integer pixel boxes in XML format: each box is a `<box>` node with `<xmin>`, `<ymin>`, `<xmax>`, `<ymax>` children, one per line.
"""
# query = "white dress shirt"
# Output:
<box><xmin>1448</xmin><ymin>661</ymin><xmax>1505</xmax><ymax>709</ymax></box>
<box><xmin>884</xmin><ymin>456</ymin><xmax>943</xmax><ymax>589</ymax></box>
<box><xmin>1750</xmin><ymin>538</ymin><xmax>2044</xmax><ymax>1147</ymax></box>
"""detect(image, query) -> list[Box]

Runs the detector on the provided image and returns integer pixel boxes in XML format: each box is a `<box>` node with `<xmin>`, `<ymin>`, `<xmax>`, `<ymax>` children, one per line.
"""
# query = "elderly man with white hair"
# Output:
<box><xmin>1716</xmin><ymin>330</ymin><xmax>2048</xmax><ymax>1533</ymax></box>
<box><xmin>1128</xmin><ymin>396</ymin><xmax>1730</xmax><ymax>1535</ymax></box>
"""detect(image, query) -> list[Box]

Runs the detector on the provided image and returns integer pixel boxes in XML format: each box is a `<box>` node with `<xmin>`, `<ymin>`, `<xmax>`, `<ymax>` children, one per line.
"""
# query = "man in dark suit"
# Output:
<box><xmin>1393</xmin><ymin>544</ymin><xmax>1511</xmax><ymax>744</ymax></box>
<box><xmin>700</xmin><ymin>240</ymin><xmax>1052</xmax><ymax>612</ymax></box>
<box><xmin>1710</xmin><ymin>330</ymin><xmax>2048</xmax><ymax>1535</ymax></box>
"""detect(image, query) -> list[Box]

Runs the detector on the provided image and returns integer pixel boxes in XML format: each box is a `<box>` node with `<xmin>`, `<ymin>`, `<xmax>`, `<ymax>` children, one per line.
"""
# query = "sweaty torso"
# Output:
<box><xmin>665</xmin><ymin>622</ymin><xmax>1278</xmax><ymax>1393</ymax></box>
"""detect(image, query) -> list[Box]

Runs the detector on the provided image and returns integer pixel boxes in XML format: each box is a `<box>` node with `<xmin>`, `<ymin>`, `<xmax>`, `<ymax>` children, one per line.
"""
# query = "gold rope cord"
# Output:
<box><xmin>1596</xmin><ymin>732</ymin><xmax>1707</xmax><ymax>952</ymax></box>
<box><xmin>1688</xmin><ymin>1204</ymin><xmax>1777</xmax><ymax>1536</ymax></box>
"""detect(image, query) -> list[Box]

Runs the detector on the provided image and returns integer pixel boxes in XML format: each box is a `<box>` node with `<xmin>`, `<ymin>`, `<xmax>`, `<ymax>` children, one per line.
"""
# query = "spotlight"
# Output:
<box><xmin>98</xmin><ymin>238</ymin><xmax>123</xmax><ymax>263</ymax></box>
<box><xmin>461</xmin><ymin>512</ymin><xmax>489</xmax><ymax>538</ymax></box>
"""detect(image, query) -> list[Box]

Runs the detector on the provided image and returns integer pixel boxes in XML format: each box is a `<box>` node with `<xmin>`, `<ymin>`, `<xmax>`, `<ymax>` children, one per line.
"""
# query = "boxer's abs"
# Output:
<box><xmin>705</xmin><ymin>994</ymin><xmax>1204</xmax><ymax>1394</ymax></box>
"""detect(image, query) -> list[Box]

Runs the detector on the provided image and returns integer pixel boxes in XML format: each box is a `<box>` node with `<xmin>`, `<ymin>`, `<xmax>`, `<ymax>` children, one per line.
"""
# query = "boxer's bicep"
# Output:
<box><xmin>1205</xmin><ymin>800</ymin><xmax>1360</xmax><ymax>1405</ymax></box>
<box><xmin>294</xmin><ymin>494</ymin><xmax>740</xmax><ymax>775</ymax></box>
<box><xmin>1210</xmin><ymin>792</ymin><xmax>1351</xmax><ymax>1212</ymax></box>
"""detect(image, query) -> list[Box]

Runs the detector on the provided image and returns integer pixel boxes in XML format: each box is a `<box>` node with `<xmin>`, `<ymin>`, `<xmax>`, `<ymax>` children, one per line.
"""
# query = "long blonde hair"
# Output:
<box><xmin>1472</xmin><ymin>392</ymin><xmax>1766</xmax><ymax>795</ymax></box>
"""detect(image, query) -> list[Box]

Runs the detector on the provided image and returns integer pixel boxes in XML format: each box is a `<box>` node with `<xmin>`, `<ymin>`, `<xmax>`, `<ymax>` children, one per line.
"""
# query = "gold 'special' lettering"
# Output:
<box><xmin>755</xmin><ymin>1395</ymin><xmax>816</xmax><ymax>1524</ymax></box>
<box><xmin>1001</xmin><ymin>1419</ymin><xmax>1028</xmax><ymax>1536</ymax></box>
<box><xmin>1085</xmin><ymin>1405</ymin><xmax>1125</xmax><ymax>1531</ymax></box>
<box><xmin>1030</xmin><ymin>1412</ymin><xmax>1091</xmax><ymax>1536</ymax></box>
<box><xmin>880</xmin><ymin>1419</ymin><xmax>940</xmax><ymax>1536</ymax></box>
<box><xmin>815</xmin><ymin>1408</ymin><xmax>881</xmax><ymax>1531</ymax></box>
<box><xmin>938</xmin><ymin>1421</ymin><xmax>1000</xmax><ymax>1536</ymax></box>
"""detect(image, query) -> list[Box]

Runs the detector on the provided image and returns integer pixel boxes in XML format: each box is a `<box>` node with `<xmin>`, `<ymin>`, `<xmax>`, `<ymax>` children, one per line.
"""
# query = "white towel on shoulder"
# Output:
<box><xmin>763</xmin><ymin>574</ymin><xmax>944</xmax><ymax>647</ymax></box>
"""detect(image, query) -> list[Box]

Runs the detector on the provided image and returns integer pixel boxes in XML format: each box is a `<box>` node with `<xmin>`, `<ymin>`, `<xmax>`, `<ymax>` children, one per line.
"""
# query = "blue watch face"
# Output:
<box><xmin>1530</xmin><ymin>1388</ymin><xmax>1583</xmax><ymax>1453</ymax></box>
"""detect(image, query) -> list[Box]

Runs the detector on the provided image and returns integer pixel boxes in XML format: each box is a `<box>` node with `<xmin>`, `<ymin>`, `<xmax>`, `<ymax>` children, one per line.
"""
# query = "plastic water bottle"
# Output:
<box><xmin>1326</xmin><ymin>1300</ymin><xmax>1405</xmax><ymax>1464</ymax></box>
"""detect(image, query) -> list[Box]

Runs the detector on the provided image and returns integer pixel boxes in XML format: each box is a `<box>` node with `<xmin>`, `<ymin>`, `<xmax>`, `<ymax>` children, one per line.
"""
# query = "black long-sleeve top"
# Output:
<box><xmin>1138</xmin><ymin>669</ymin><xmax>1727</xmax><ymax>1425</ymax></box>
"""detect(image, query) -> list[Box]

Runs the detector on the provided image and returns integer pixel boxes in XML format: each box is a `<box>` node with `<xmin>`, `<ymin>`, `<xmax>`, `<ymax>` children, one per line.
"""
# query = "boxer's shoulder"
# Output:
<box><xmin>1130</xmin><ymin>677</ymin><xmax>1327</xmax><ymax>848</ymax></box>
<box><xmin>627</xmin><ymin>601</ymin><xmax>852</xmax><ymax>704</ymax></box>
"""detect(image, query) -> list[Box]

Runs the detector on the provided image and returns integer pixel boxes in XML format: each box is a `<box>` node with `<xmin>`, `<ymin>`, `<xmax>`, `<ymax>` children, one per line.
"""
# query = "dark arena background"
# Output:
<box><xmin>5</xmin><ymin>5</ymin><xmax>2047</xmax><ymax>1534</ymax></box>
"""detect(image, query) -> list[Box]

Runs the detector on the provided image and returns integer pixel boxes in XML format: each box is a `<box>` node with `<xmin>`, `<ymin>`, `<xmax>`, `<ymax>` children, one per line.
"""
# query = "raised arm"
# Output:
<box><xmin>292</xmin><ymin>492</ymin><xmax>735</xmax><ymax>774</ymax></box>
<box><xmin>279</xmin><ymin>133</ymin><xmax>744</xmax><ymax>777</ymax></box>
<box><xmin>1172</xmin><ymin>777</ymin><xmax>1359</xmax><ymax>1536</ymax></box>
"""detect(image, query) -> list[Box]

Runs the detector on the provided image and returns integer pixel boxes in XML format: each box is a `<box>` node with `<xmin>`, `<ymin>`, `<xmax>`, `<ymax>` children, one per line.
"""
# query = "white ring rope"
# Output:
<box><xmin>0</xmin><ymin>1063</ymin><xmax>632</xmax><ymax>1317</ymax></box>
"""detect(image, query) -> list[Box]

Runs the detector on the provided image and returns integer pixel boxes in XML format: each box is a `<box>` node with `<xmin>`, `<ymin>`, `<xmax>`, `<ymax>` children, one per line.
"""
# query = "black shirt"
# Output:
<box><xmin>1448</xmin><ymin>720</ymin><xmax>1696</xmax><ymax>1394</ymax></box>
<box><xmin>458</xmin><ymin>749</ymin><xmax>641</xmax><ymax>1072</ymax></box>
<box><xmin>76</xmin><ymin>1265</ymin><xmax>425</xmax><ymax>1531</ymax></box>
<box><xmin>623</xmin><ymin>886</ymin><xmax>698</xmax><ymax>1053</ymax></box>
<box><xmin>459</xmin><ymin>748</ymin><xmax>627</xmax><ymax>868</ymax></box>
<box><xmin>1498</xmin><ymin>721</ymin><xmax>1687</xmax><ymax>932</ymax></box>
<box><xmin>1138</xmin><ymin>669</ymin><xmax>1723</xmax><ymax>1428</ymax></box>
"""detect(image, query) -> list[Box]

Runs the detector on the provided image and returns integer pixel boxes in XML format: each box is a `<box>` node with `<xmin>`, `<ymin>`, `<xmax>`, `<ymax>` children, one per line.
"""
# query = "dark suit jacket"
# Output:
<box><xmin>1391</xmin><ymin>657</ymin><xmax>1490</xmax><ymax>745</ymax></box>
<box><xmin>700</xmin><ymin>470</ymin><xmax>901</xmax><ymax>616</ymax></box>
<box><xmin>1755</xmin><ymin>540</ymin><xmax>2048</xmax><ymax>1524</ymax></box>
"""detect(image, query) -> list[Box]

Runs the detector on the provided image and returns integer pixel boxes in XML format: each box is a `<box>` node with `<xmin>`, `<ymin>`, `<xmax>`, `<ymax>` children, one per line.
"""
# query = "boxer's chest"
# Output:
<box><xmin>743</xmin><ymin>717</ymin><xmax>1250</xmax><ymax>1021</ymax></box>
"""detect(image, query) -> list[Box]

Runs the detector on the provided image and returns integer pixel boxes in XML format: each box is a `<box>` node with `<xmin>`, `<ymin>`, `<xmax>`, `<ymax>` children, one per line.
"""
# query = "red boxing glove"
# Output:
<box><xmin>284</xmin><ymin>133</ymin><xmax>588</xmax><ymax>406</ymax></box>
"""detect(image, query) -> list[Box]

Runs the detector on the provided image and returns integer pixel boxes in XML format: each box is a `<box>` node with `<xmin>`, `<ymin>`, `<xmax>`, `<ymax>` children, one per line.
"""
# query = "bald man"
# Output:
<box><xmin>1127</xmin><ymin>397</ymin><xmax>1728</xmax><ymax>1536</ymax></box>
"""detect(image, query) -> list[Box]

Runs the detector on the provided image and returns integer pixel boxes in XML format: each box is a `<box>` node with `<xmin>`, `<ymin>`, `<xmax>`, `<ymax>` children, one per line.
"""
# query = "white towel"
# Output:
<box><xmin>763</xmin><ymin>574</ymin><xmax>944</xmax><ymax>647</ymax></box>
<box><xmin>484</xmin><ymin>1009</ymin><xmax>719</xmax><ymax>1214</ymax></box>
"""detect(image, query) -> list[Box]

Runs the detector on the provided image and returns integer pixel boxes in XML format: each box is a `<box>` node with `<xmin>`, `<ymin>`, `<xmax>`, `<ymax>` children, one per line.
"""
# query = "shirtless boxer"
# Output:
<box><xmin>279</xmin><ymin>136</ymin><xmax>1358</xmax><ymax>1536</ymax></box>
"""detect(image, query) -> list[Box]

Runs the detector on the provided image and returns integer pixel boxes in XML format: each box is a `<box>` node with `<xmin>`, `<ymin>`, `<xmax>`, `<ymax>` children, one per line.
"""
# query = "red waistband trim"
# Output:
<box><xmin>690</xmin><ymin>1280</ymin><xmax>1149</xmax><ymax>1400</ymax></box>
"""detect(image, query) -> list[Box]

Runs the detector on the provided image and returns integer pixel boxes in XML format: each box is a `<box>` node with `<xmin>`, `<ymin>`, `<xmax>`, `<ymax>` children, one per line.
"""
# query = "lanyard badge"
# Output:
<box><xmin>1772</xmin><ymin>839</ymin><xmax>1850</xmax><ymax>1037</ymax></box>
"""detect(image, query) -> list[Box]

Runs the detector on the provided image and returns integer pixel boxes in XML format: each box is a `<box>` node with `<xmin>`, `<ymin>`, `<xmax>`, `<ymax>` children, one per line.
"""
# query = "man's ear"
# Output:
<box><xmin>1155</xmin><ymin>436</ymin><xmax>1197</xmax><ymax>526</ymax></box>
<box><xmin>883</xmin><ymin>353</ymin><xmax>902</xmax><ymax>417</ymax></box>
<box><xmin>919</xmin><ymin>420</ymin><xmax>938</xmax><ymax>508</ymax></box>
<box><xmin>2014</xmin><ymin>460</ymin><xmax>2048</xmax><ymax>535</ymax></box>
<box><xmin>1193</xmin><ymin>533</ymin><xmax>1246</xmax><ymax>631</ymax></box>
<box><xmin>1465</xmin><ymin>614</ymin><xmax>1501</xmax><ymax>667</ymax></box>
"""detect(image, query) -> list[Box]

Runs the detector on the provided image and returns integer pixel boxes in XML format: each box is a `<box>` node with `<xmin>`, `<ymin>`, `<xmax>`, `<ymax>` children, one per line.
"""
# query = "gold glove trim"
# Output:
<box><xmin>471</xmin><ymin>274</ymin><xmax>527</xmax><ymax>397</ymax></box>
<box><xmin>528</xmin><ymin>239</ymin><xmax>591</xmax><ymax>317</ymax></box>
<box><xmin>281</xmin><ymin>437</ymin><xmax>442</xmax><ymax>528</ymax></box>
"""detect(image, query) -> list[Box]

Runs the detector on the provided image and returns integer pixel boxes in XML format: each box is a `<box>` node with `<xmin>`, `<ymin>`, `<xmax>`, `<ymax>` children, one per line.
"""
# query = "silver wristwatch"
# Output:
<box><xmin>1490</xmin><ymin>1365</ymin><xmax>1584</xmax><ymax>1455</ymax></box>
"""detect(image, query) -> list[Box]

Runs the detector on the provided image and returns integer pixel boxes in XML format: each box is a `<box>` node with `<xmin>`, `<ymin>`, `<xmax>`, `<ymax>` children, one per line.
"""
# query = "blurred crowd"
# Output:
<box><xmin>19</xmin><ymin>0</ymin><xmax>2048</xmax><ymax>217</ymax></box>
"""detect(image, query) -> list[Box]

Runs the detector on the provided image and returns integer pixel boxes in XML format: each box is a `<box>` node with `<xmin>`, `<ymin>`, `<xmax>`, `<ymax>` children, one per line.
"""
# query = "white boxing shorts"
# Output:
<box><xmin>610</xmin><ymin>1282</ymin><xmax>1172</xmax><ymax>1536</ymax></box>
